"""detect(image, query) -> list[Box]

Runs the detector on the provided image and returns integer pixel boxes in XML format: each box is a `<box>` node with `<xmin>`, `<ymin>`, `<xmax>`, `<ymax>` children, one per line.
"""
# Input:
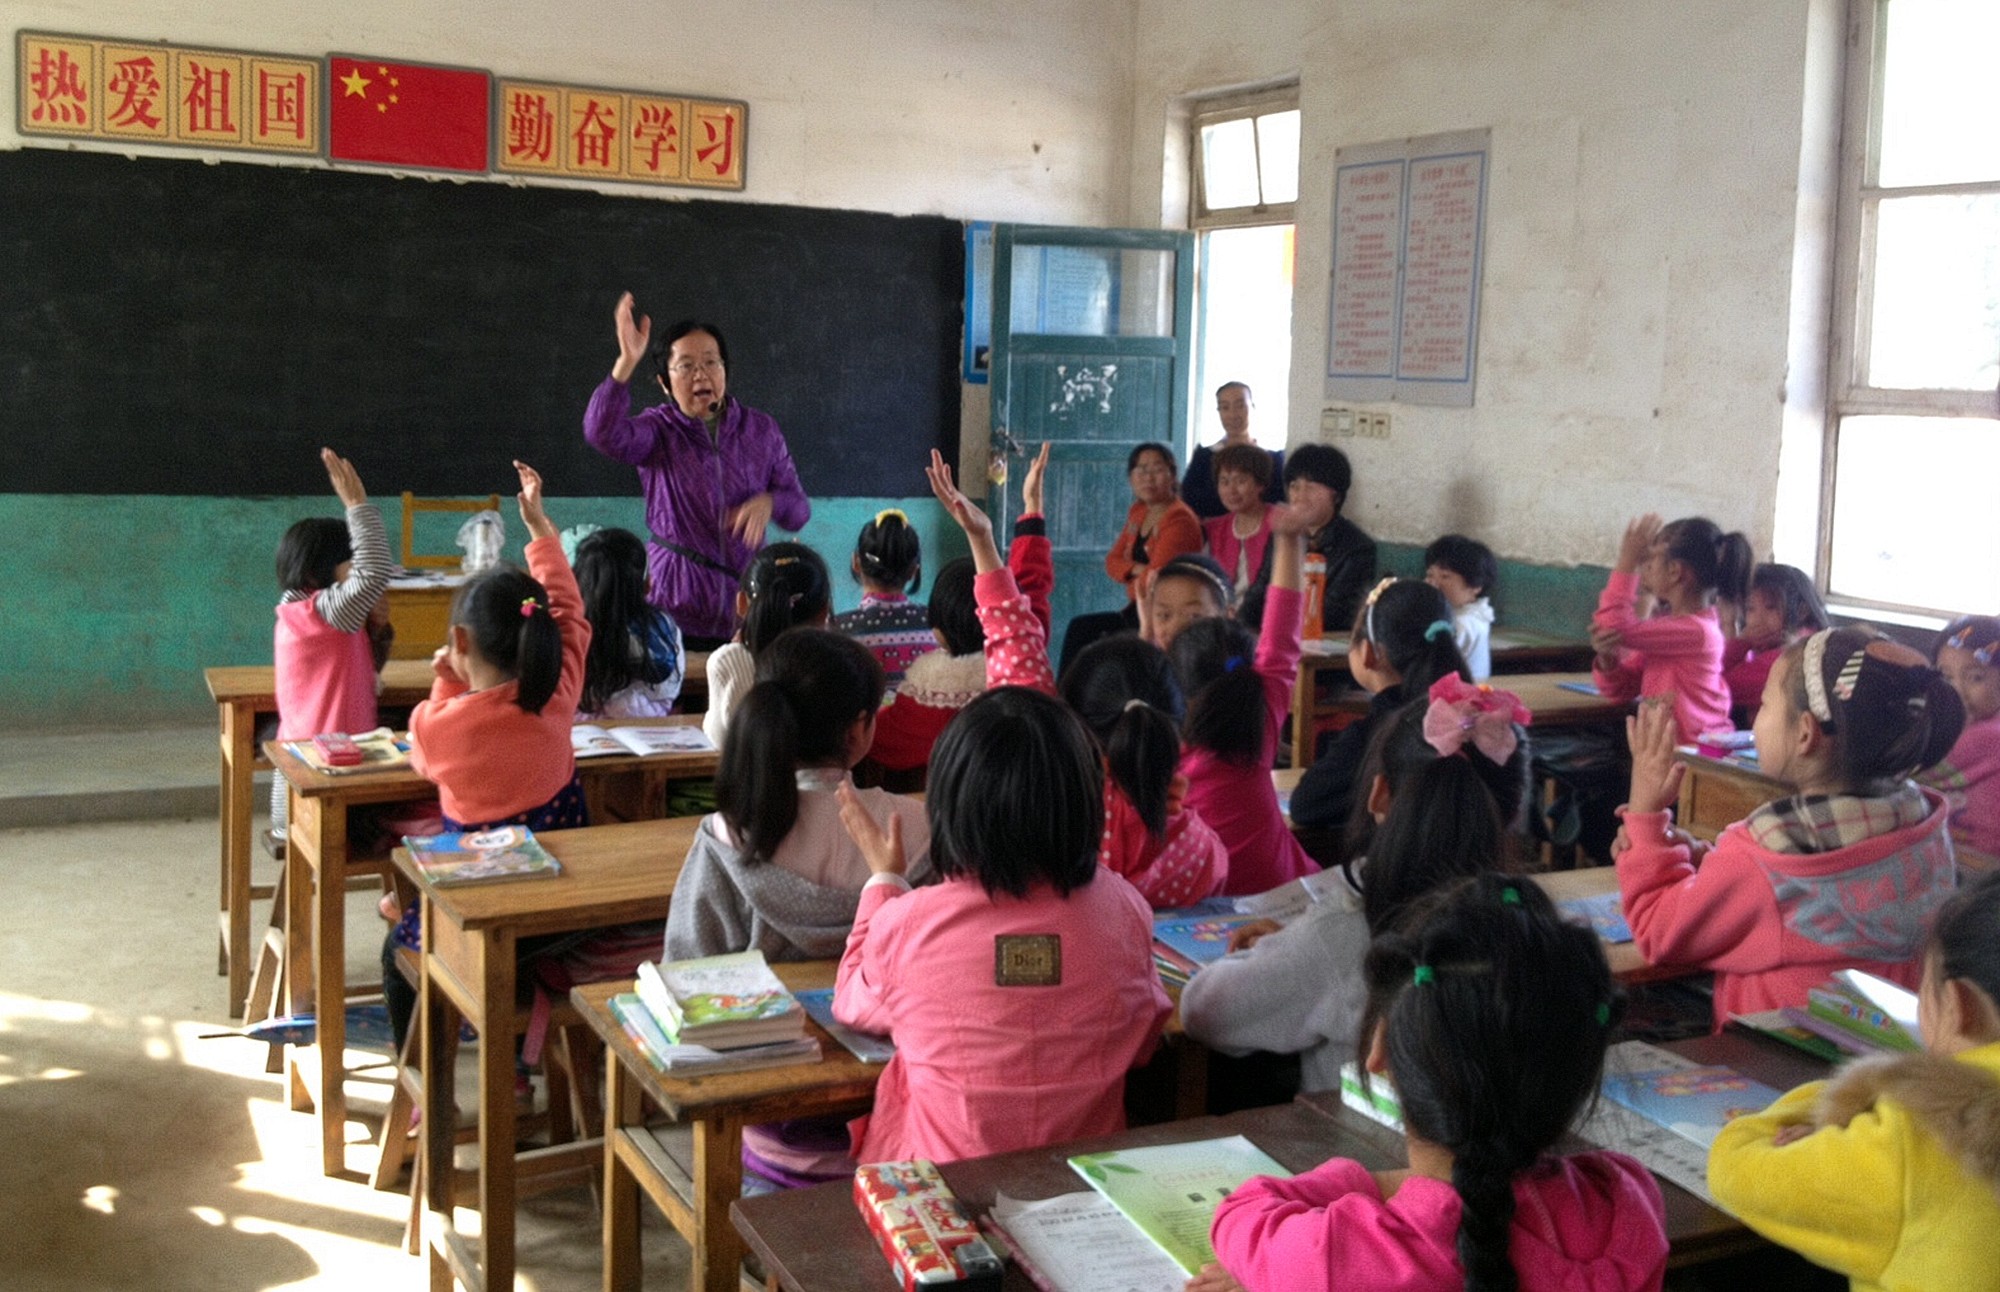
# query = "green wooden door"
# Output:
<box><xmin>990</xmin><ymin>226</ymin><xmax>1197</xmax><ymax>654</ymax></box>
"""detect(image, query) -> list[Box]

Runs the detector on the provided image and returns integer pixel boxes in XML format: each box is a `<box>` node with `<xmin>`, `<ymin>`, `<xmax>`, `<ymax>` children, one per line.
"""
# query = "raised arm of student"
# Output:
<box><xmin>312</xmin><ymin>448</ymin><xmax>393</xmax><ymax>634</ymax></box>
<box><xmin>929</xmin><ymin>449</ymin><xmax>1055</xmax><ymax>694</ymax></box>
<box><xmin>1010</xmin><ymin>443</ymin><xmax>1055</xmax><ymax>635</ymax></box>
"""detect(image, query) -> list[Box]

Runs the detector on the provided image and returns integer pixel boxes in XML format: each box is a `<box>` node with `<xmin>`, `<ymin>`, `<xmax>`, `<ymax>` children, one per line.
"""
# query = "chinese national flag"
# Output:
<box><xmin>328</xmin><ymin>56</ymin><xmax>490</xmax><ymax>172</ymax></box>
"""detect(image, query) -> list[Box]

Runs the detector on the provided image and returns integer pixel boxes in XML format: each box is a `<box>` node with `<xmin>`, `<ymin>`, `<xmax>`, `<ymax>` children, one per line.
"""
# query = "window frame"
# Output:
<box><xmin>1822</xmin><ymin>0</ymin><xmax>2000</xmax><ymax>617</ymax></box>
<box><xmin>1189</xmin><ymin>87</ymin><xmax>1300</xmax><ymax>231</ymax></box>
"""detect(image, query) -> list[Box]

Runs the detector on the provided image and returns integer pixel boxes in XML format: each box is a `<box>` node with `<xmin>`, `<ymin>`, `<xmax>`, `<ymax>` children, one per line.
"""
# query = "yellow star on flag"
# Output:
<box><xmin>339</xmin><ymin>67</ymin><xmax>371</xmax><ymax>98</ymax></box>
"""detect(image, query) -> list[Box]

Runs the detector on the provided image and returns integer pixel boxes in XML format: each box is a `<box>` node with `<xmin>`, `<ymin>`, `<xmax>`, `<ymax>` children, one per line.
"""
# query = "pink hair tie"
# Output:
<box><xmin>1422</xmin><ymin>674</ymin><xmax>1530</xmax><ymax>764</ymax></box>
<box><xmin>520</xmin><ymin>597</ymin><xmax>541</xmax><ymax>618</ymax></box>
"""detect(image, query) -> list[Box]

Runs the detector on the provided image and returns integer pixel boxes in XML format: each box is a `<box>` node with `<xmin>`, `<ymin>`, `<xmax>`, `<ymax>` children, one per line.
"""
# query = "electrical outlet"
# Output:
<box><xmin>1320</xmin><ymin>407</ymin><xmax>1357</xmax><ymax>437</ymax></box>
<box><xmin>1360</xmin><ymin>412</ymin><xmax>1390</xmax><ymax>439</ymax></box>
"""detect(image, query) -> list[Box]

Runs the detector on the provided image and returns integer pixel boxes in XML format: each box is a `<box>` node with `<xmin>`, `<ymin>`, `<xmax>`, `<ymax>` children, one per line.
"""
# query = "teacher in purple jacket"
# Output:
<box><xmin>583</xmin><ymin>292</ymin><xmax>811</xmax><ymax>648</ymax></box>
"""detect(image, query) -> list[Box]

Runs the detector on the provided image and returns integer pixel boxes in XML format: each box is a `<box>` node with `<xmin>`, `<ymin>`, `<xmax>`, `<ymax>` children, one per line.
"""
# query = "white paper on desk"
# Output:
<box><xmin>1232</xmin><ymin>868</ymin><xmax>1357</xmax><ymax>922</ymax></box>
<box><xmin>988</xmin><ymin>1192</ymin><xmax>1186</xmax><ymax>1292</ymax></box>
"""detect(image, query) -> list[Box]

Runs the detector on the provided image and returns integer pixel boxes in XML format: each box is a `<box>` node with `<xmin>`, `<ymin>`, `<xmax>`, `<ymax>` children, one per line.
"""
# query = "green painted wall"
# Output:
<box><xmin>1375</xmin><ymin>542</ymin><xmax>1610</xmax><ymax>640</ymax></box>
<box><xmin>1</xmin><ymin>493</ymin><xmax>968</xmax><ymax>732</ymax></box>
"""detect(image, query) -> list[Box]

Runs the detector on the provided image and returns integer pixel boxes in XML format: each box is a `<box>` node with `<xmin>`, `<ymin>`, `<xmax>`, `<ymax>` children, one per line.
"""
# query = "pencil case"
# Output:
<box><xmin>854</xmin><ymin>1159</ymin><xmax>1003</xmax><ymax>1290</ymax></box>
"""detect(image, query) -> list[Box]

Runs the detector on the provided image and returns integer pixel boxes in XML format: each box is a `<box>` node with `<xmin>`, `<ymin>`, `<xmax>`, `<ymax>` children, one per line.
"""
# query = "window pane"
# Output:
<box><xmin>1200</xmin><ymin>118</ymin><xmax>1261</xmax><ymax>210</ymax></box>
<box><xmin>1008</xmin><ymin>244</ymin><xmax>1176</xmax><ymax>337</ymax></box>
<box><xmin>1255</xmin><ymin>110</ymin><xmax>1301</xmax><ymax>205</ymax></box>
<box><xmin>1866</xmin><ymin>193</ymin><xmax>2000</xmax><ymax>390</ymax></box>
<box><xmin>1828</xmin><ymin>415</ymin><xmax>2000</xmax><ymax>610</ymax></box>
<box><xmin>1878</xmin><ymin>0</ymin><xmax>2000</xmax><ymax>188</ymax></box>
<box><xmin>1196</xmin><ymin>225</ymin><xmax>1295</xmax><ymax>447</ymax></box>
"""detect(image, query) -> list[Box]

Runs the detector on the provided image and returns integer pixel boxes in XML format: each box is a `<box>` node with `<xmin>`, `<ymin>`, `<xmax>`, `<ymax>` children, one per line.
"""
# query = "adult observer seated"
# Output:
<box><xmin>1239</xmin><ymin>443</ymin><xmax>1376</xmax><ymax>635</ymax></box>
<box><xmin>1179</xmin><ymin>380</ymin><xmax>1285</xmax><ymax>521</ymax></box>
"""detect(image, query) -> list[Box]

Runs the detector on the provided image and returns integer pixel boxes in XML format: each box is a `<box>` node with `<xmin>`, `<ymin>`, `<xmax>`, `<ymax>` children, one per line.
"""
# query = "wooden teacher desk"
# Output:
<box><xmin>267</xmin><ymin>721</ymin><xmax>719</xmax><ymax>1180</ymax></box>
<box><xmin>730</xmin><ymin>1030</ymin><xmax>1827</xmax><ymax>1292</ymax></box>
<box><xmin>403</xmin><ymin>818</ymin><xmax>701</xmax><ymax>1292</ymax></box>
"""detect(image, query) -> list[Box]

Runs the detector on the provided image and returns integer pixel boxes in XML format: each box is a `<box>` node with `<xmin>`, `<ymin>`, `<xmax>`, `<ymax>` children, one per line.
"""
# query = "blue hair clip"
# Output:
<box><xmin>1223</xmin><ymin>655</ymin><xmax>1246</xmax><ymax>673</ymax></box>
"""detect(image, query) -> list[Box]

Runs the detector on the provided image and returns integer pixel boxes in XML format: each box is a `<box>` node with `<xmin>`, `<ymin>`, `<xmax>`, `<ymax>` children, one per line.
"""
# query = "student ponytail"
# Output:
<box><xmin>853</xmin><ymin>509</ymin><xmax>923</xmax><ymax>595</ymax></box>
<box><xmin>1357</xmin><ymin>876</ymin><xmax>1621</xmax><ymax>1292</ymax></box>
<box><xmin>1062</xmin><ymin>636</ymin><xmax>1186</xmax><ymax>840</ymax></box>
<box><xmin>1786</xmin><ymin>627</ymin><xmax>1965</xmax><ymax>788</ymax></box>
<box><xmin>1354</xmin><ymin>579</ymin><xmax>1472</xmax><ymax>697</ymax></box>
<box><xmin>1660</xmin><ymin>517</ymin><xmax>1754</xmax><ymax>607</ymax></box>
<box><xmin>453</xmin><ymin>566</ymin><xmax>565</xmax><ymax>715</ymax></box>
<box><xmin>739</xmin><ymin>542</ymin><xmax>832</xmax><ymax>656</ymax></box>
<box><xmin>1170</xmin><ymin>617</ymin><xmax>1266</xmax><ymax>766</ymax></box>
<box><xmin>717</xmin><ymin>629</ymin><xmax>884</xmax><ymax>865</ymax></box>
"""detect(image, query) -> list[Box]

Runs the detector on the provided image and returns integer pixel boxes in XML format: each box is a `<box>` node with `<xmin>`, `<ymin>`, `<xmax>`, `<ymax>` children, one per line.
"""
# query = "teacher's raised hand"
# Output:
<box><xmin>611</xmin><ymin>291</ymin><xmax>652</xmax><ymax>383</ymax></box>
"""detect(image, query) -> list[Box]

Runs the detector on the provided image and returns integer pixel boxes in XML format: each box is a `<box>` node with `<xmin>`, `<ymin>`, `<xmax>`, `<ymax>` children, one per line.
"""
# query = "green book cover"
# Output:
<box><xmin>1068</xmin><ymin>1134</ymin><xmax>1289</xmax><ymax>1275</ymax></box>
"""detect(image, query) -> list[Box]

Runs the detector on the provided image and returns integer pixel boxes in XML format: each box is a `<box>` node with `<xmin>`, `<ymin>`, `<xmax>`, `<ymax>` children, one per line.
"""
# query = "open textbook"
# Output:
<box><xmin>571</xmin><ymin>723</ymin><xmax>715</xmax><ymax>758</ymax></box>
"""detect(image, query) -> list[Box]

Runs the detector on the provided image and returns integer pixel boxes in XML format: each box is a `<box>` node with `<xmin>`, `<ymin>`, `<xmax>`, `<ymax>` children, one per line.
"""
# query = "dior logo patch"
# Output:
<box><xmin>993</xmin><ymin>934</ymin><xmax>1062</xmax><ymax>986</ymax></box>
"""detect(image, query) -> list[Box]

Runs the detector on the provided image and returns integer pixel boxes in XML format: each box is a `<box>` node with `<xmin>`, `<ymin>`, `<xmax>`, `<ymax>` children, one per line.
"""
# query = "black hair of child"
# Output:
<box><xmin>1932</xmin><ymin>868</ymin><xmax>2000</xmax><ymax>1009</ymax></box>
<box><xmin>1750</xmin><ymin>563</ymin><xmax>1830</xmax><ymax>635</ymax></box>
<box><xmin>1210</xmin><ymin>440</ymin><xmax>1273</xmax><ymax>491</ymax></box>
<box><xmin>1781</xmin><ymin>627</ymin><xmax>1964</xmax><ymax>789</ymax></box>
<box><xmin>926</xmin><ymin>686</ymin><xmax>1104</xmax><ymax>899</ymax></box>
<box><xmin>1170</xmin><ymin>616</ymin><xmax>1265</xmax><ymax>767</ymax></box>
<box><xmin>276</xmin><ymin>517</ymin><xmax>353</xmax><ymax>594</ymax></box>
<box><xmin>927</xmin><ymin>557</ymin><xmax>983</xmax><ymax>657</ymax></box>
<box><xmin>1359</xmin><ymin>874</ymin><xmax>1622</xmax><ymax>1292</ymax></box>
<box><xmin>1344</xmin><ymin>698</ymin><xmax>1532</xmax><ymax>914</ymax></box>
<box><xmin>575</xmin><ymin>528</ymin><xmax>675</xmax><ymax>715</ymax></box>
<box><xmin>1062</xmin><ymin>634</ymin><xmax>1186</xmax><ymax>842</ymax></box>
<box><xmin>649</xmin><ymin>318</ymin><xmax>731</xmax><ymax>381</ymax></box>
<box><xmin>1156</xmin><ymin>553</ymin><xmax>1237</xmax><ymax>613</ymax></box>
<box><xmin>1354</xmin><ymin>579</ymin><xmax>1474</xmax><ymax>699</ymax></box>
<box><xmin>739</xmin><ymin>542</ymin><xmax>832</xmax><ymax>656</ymax></box>
<box><xmin>1935</xmin><ymin>614</ymin><xmax>2000</xmax><ymax>663</ymax></box>
<box><xmin>1423</xmin><ymin>534</ymin><xmax>1498</xmax><ymax>598</ymax></box>
<box><xmin>718</xmin><ymin>628</ymin><xmax>884</xmax><ymax>867</ymax></box>
<box><xmin>853</xmin><ymin>511</ymin><xmax>923</xmax><ymax>595</ymax></box>
<box><xmin>452</xmin><ymin>564</ymin><xmax>564</xmax><ymax>715</ymax></box>
<box><xmin>1658</xmin><ymin>517</ymin><xmax>1754</xmax><ymax>608</ymax></box>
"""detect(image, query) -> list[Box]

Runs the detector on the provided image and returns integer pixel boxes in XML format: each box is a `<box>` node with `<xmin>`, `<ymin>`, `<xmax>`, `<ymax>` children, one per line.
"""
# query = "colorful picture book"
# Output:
<box><xmin>1068</xmin><ymin>1135</ymin><xmax>1289</xmax><ymax>1274</ymax></box>
<box><xmin>571</xmin><ymin>722</ymin><xmax>716</xmax><ymax>758</ymax></box>
<box><xmin>1151</xmin><ymin>911</ymin><xmax>1267</xmax><ymax>988</ymax></box>
<box><xmin>635</xmin><ymin>950</ymin><xmax>806</xmax><ymax>1050</ymax></box>
<box><xmin>793</xmin><ymin>987</ymin><xmax>896</xmax><ymax>1063</ymax></box>
<box><xmin>288</xmin><ymin>727</ymin><xmax>409</xmax><ymax>774</ymax></box>
<box><xmin>608</xmin><ymin>993</ymin><xmax>819</xmax><ymax>1074</ymax></box>
<box><xmin>1729</xmin><ymin>1010</ymin><xmax>1847</xmax><ymax>1063</ymax></box>
<box><xmin>1599</xmin><ymin>1047</ymin><xmax>1781</xmax><ymax>1151</ymax></box>
<box><xmin>1339</xmin><ymin>1061</ymin><xmax>1403</xmax><ymax>1132</ymax></box>
<box><xmin>1558</xmin><ymin>890</ymin><xmax>1633</xmax><ymax>944</ymax></box>
<box><xmin>1802</xmin><ymin>972</ymin><xmax>1920</xmax><ymax>1053</ymax></box>
<box><xmin>401</xmin><ymin>825</ymin><xmax>561</xmax><ymax>886</ymax></box>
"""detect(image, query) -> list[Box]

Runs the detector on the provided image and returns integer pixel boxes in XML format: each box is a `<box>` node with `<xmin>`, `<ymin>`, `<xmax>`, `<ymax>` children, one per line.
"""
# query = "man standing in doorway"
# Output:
<box><xmin>1180</xmin><ymin>381</ymin><xmax>1286</xmax><ymax>520</ymax></box>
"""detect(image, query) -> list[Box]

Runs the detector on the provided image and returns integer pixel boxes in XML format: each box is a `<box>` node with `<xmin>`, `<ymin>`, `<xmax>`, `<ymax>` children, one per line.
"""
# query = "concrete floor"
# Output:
<box><xmin>0</xmin><ymin>728</ymin><xmax>696</xmax><ymax>1291</ymax></box>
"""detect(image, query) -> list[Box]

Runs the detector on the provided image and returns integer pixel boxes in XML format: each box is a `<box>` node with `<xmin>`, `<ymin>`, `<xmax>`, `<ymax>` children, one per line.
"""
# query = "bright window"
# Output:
<box><xmin>1190</xmin><ymin>90</ymin><xmax>1298</xmax><ymax>451</ymax></box>
<box><xmin>1826</xmin><ymin>0</ymin><xmax>2000</xmax><ymax>616</ymax></box>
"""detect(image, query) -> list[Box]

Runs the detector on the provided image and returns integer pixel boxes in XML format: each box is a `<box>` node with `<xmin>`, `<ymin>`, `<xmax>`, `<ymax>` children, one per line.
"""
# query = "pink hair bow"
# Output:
<box><xmin>1422</xmin><ymin>674</ymin><xmax>1531</xmax><ymax>764</ymax></box>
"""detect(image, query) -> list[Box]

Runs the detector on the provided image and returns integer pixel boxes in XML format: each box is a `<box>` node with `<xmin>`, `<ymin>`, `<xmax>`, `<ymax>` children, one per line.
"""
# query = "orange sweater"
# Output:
<box><xmin>409</xmin><ymin>535</ymin><xmax>590</xmax><ymax>824</ymax></box>
<box><xmin>1103</xmin><ymin>499</ymin><xmax>1202</xmax><ymax>602</ymax></box>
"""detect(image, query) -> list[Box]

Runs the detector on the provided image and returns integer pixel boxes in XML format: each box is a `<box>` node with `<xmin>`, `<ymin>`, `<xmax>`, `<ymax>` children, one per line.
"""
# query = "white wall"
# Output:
<box><xmin>3</xmin><ymin>0</ymin><xmax>1135</xmax><ymax>224</ymax></box>
<box><xmin>1132</xmin><ymin>0</ymin><xmax>1835</xmax><ymax>570</ymax></box>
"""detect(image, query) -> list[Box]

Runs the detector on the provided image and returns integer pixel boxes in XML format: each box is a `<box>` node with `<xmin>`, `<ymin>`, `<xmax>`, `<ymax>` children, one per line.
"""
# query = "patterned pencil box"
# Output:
<box><xmin>853</xmin><ymin>1159</ymin><xmax>1003</xmax><ymax>1290</ymax></box>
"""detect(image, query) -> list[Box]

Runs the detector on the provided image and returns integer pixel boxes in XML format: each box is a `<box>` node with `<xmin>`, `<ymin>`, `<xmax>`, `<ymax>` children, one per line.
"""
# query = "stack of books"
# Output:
<box><xmin>403</xmin><ymin>826</ymin><xmax>562</xmax><ymax>886</ymax></box>
<box><xmin>1733</xmin><ymin>968</ymin><xmax>1921</xmax><ymax>1062</ymax></box>
<box><xmin>609</xmin><ymin>950</ymin><xmax>820</xmax><ymax>1075</ymax></box>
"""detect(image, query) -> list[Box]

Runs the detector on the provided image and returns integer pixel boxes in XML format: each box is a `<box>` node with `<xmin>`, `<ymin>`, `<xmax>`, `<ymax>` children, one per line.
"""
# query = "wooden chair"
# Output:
<box><xmin>399</xmin><ymin>492</ymin><xmax>500</xmax><ymax>570</ymax></box>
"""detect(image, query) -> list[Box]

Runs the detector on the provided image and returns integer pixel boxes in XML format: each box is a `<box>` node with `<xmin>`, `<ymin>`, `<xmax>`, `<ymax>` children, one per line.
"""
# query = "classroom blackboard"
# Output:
<box><xmin>0</xmin><ymin>147</ymin><xmax>963</xmax><ymax>497</ymax></box>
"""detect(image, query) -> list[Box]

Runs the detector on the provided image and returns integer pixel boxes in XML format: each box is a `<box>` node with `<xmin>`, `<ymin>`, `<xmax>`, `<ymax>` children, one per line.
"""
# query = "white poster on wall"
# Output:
<box><xmin>1326</xmin><ymin>128</ymin><xmax>1488</xmax><ymax>407</ymax></box>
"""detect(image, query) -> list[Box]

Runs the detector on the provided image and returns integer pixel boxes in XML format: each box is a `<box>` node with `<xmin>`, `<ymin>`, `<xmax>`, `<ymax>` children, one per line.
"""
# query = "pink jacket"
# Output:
<box><xmin>1617</xmin><ymin>792</ymin><xmax>1957</xmax><ymax>1027</ymax></box>
<box><xmin>1919</xmin><ymin>712</ymin><xmax>2000</xmax><ymax>860</ymax></box>
<box><xmin>1721</xmin><ymin>637</ymin><xmax>1784</xmax><ymax>722</ymax></box>
<box><xmin>274</xmin><ymin>592</ymin><xmax>378</xmax><ymax>741</ymax></box>
<box><xmin>1211</xmin><ymin>1153</ymin><xmax>1666</xmax><ymax>1292</ymax></box>
<box><xmin>1181</xmin><ymin>584</ymin><xmax>1318</xmax><ymax>895</ymax></box>
<box><xmin>1591</xmin><ymin>571</ymin><xmax>1728</xmax><ymax>742</ymax></box>
<box><xmin>409</xmin><ymin>536</ymin><xmax>590</xmax><ymax>824</ymax></box>
<box><xmin>832</xmin><ymin>870</ymin><xmax>1170</xmax><ymax>1165</ymax></box>
<box><xmin>1204</xmin><ymin>508</ymin><xmax>1274</xmax><ymax>597</ymax></box>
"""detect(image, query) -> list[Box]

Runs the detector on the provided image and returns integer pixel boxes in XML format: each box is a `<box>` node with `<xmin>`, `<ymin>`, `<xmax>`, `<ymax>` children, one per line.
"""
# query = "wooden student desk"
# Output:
<box><xmin>730</xmin><ymin>1030</ymin><xmax>1827</xmax><ymax>1292</ymax></box>
<box><xmin>1290</xmin><ymin>631</ymin><xmax>1595</xmax><ymax>769</ymax></box>
<box><xmin>401</xmin><ymin>816</ymin><xmax>699</xmax><ymax>1292</ymax></box>
<box><xmin>267</xmin><ymin>721</ymin><xmax>719</xmax><ymax>1180</ymax></box>
<box><xmin>1674</xmin><ymin>748</ymin><xmax>1784</xmax><ymax>843</ymax></box>
<box><xmin>206</xmin><ymin>658</ymin><xmax>436</xmax><ymax>1018</ymax></box>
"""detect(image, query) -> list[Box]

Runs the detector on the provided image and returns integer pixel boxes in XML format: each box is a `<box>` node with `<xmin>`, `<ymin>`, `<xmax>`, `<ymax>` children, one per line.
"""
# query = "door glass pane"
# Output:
<box><xmin>1829</xmin><ymin>415</ymin><xmax>2000</xmax><ymax>610</ymax></box>
<box><xmin>1196</xmin><ymin>225</ymin><xmax>1295</xmax><ymax>449</ymax></box>
<box><xmin>1866</xmin><ymin>194</ymin><xmax>2000</xmax><ymax>390</ymax></box>
<box><xmin>1200</xmin><ymin>117</ymin><xmax>1261</xmax><ymax>209</ymax></box>
<box><xmin>1255</xmin><ymin>111</ymin><xmax>1301</xmax><ymax>205</ymax></box>
<box><xmin>1008</xmin><ymin>245</ymin><xmax>1176</xmax><ymax>337</ymax></box>
<box><xmin>1878</xmin><ymin>0</ymin><xmax>2000</xmax><ymax>188</ymax></box>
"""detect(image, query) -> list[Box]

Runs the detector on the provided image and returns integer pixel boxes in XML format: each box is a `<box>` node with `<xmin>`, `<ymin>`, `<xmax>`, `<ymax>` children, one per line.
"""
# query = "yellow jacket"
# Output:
<box><xmin>1707</xmin><ymin>1040</ymin><xmax>2000</xmax><ymax>1292</ymax></box>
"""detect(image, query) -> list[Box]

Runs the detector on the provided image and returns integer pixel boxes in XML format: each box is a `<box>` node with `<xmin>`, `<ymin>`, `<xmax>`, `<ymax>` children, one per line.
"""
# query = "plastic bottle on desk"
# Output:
<box><xmin>1302</xmin><ymin>554</ymin><xmax>1327</xmax><ymax>640</ymax></box>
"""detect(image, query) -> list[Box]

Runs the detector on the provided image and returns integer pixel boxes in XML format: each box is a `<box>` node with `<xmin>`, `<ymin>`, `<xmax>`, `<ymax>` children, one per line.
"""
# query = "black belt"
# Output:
<box><xmin>650</xmin><ymin>533</ymin><xmax>741</xmax><ymax>580</ymax></box>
